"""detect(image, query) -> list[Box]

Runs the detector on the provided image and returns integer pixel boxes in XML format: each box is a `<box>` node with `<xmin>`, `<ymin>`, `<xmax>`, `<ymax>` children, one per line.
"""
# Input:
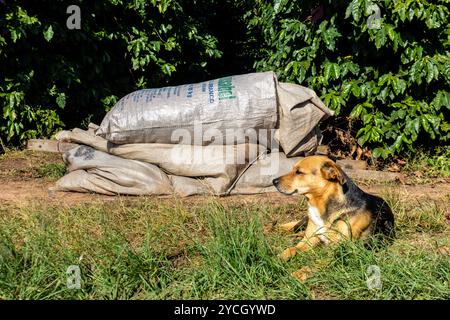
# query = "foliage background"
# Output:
<box><xmin>0</xmin><ymin>0</ymin><xmax>449</xmax><ymax>158</ymax></box>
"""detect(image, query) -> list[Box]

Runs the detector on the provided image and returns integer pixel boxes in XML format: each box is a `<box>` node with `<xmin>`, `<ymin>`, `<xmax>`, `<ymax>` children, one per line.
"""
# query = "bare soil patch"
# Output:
<box><xmin>1</xmin><ymin>150</ymin><xmax>449</xmax><ymax>206</ymax></box>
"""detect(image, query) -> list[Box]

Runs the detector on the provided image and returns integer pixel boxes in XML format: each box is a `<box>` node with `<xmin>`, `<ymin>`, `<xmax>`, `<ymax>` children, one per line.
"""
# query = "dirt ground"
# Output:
<box><xmin>1</xmin><ymin>150</ymin><xmax>449</xmax><ymax>207</ymax></box>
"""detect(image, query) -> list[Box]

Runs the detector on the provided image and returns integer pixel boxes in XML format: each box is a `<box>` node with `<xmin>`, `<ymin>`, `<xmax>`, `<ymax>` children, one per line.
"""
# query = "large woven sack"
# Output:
<box><xmin>96</xmin><ymin>72</ymin><xmax>278</xmax><ymax>146</ymax></box>
<box><xmin>231</xmin><ymin>152</ymin><xmax>302</xmax><ymax>194</ymax></box>
<box><xmin>54</xmin><ymin>145</ymin><xmax>173</xmax><ymax>196</ymax></box>
<box><xmin>56</xmin><ymin>128</ymin><xmax>262</xmax><ymax>195</ymax></box>
<box><xmin>96</xmin><ymin>72</ymin><xmax>332</xmax><ymax>156</ymax></box>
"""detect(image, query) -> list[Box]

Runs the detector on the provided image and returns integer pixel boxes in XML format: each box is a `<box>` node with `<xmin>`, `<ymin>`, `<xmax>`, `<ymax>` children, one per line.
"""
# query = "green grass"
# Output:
<box><xmin>0</xmin><ymin>149</ymin><xmax>66</xmax><ymax>181</ymax></box>
<box><xmin>0</xmin><ymin>194</ymin><xmax>448</xmax><ymax>300</ymax></box>
<box><xmin>402</xmin><ymin>146</ymin><xmax>450</xmax><ymax>180</ymax></box>
<box><xmin>34</xmin><ymin>162</ymin><xmax>66</xmax><ymax>180</ymax></box>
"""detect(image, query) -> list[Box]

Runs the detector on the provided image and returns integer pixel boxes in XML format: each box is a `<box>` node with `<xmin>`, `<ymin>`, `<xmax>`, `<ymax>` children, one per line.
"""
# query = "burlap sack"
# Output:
<box><xmin>56</xmin><ymin>128</ymin><xmax>262</xmax><ymax>195</ymax></box>
<box><xmin>231</xmin><ymin>152</ymin><xmax>302</xmax><ymax>194</ymax></box>
<box><xmin>96</xmin><ymin>72</ymin><xmax>332</xmax><ymax>156</ymax></box>
<box><xmin>54</xmin><ymin>145</ymin><xmax>173</xmax><ymax>196</ymax></box>
<box><xmin>96</xmin><ymin>72</ymin><xmax>278</xmax><ymax>146</ymax></box>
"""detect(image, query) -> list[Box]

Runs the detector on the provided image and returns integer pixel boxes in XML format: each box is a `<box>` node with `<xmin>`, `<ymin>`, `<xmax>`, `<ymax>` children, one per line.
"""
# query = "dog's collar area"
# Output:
<box><xmin>342</xmin><ymin>181</ymin><xmax>349</xmax><ymax>194</ymax></box>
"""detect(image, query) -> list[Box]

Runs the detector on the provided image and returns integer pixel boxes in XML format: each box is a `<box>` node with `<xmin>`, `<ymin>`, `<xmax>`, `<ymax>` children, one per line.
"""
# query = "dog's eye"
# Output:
<box><xmin>295</xmin><ymin>169</ymin><xmax>303</xmax><ymax>175</ymax></box>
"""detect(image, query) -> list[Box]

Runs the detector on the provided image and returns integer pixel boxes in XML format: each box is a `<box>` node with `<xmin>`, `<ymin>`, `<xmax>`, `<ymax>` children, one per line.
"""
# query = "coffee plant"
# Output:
<box><xmin>0</xmin><ymin>0</ymin><xmax>227</xmax><ymax>146</ymax></box>
<box><xmin>247</xmin><ymin>0</ymin><xmax>450</xmax><ymax>157</ymax></box>
<box><xmin>1</xmin><ymin>0</ymin><xmax>449</xmax><ymax>158</ymax></box>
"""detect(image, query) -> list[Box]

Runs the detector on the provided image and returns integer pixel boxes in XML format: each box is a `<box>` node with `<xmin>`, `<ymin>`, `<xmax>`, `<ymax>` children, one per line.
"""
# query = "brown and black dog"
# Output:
<box><xmin>273</xmin><ymin>155</ymin><xmax>395</xmax><ymax>260</ymax></box>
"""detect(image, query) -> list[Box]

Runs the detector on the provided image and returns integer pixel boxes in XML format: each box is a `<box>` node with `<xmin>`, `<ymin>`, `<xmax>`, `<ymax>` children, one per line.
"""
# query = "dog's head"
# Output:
<box><xmin>272</xmin><ymin>155</ymin><xmax>345</xmax><ymax>196</ymax></box>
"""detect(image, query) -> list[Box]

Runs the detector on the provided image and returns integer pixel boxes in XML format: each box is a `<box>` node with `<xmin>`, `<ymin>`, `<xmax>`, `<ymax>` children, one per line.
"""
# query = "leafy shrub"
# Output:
<box><xmin>1</xmin><ymin>0</ymin><xmax>449</xmax><ymax>157</ymax></box>
<box><xmin>0</xmin><ymin>0</ymin><xmax>230</xmax><ymax>145</ymax></box>
<box><xmin>247</xmin><ymin>0</ymin><xmax>450</xmax><ymax>157</ymax></box>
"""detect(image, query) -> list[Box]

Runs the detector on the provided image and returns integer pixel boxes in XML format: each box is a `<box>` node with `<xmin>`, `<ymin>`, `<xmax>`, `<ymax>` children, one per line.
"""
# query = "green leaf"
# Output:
<box><xmin>357</xmin><ymin>132</ymin><xmax>368</xmax><ymax>146</ymax></box>
<box><xmin>345</xmin><ymin>0</ymin><xmax>361</xmax><ymax>22</ymax></box>
<box><xmin>391</xmin><ymin>134</ymin><xmax>404</xmax><ymax>151</ymax></box>
<box><xmin>392</xmin><ymin>77</ymin><xmax>407</xmax><ymax>95</ymax></box>
<box><xmin>43</xmin><ymin>25</ymin><xmax>54</xmax><ymax>42</ymax></box>
<box><xmin>346</xmin><ymin>62</ymin><xmax>360</xmax><ymax>75</ymax></box>
<box><xmin>442</xmin><ymin>61</ymin><xmax>450</xmax><ymax>80</ymax></box>
<box><xmin>426</xmin><ymin>59</ymin><xmax>436</xmax><ymax>83</ymax></box>
<box><xmin>372</xmin><ymin>147</ymin><xmax>390</xmax><ymax>159</ymax></box>
<box><xmin>324</xmin><ymin>63</ymin><xmax>340</xmax><ymax>82</ymax></box>
<box><xmin>56</xmin><ymin>93</ymin><xmax>66</xmax><ymax>109</ymax></box>
<box><xmin>392</xmin><ymin>109</ymin><xmax>407</xmax><ymax>120</ymax></box>
<box><xmin>378</xmin><ymin>74</ymin><xmax>390</xmax><ymax>86</ymax></box>
<box><xmin>412</xmin><ymin>118</ymin><xmax>420</xmax><ymax>134</ymax></box>
<box><xmin>341</xmin><ymin>82</ymin><xmax>352</xmax><ymax>98</ymax></box>
<box><xmin>410</xmin><ymin>60</ymin><xmax>424</xmax><ymax>84</ymax></box>
<box><xmin>386</xmin><ymin>25</ymin><xmax>396</xmax><ymax>41</ymax></box>
<box><xmin>374</xmin><ymin>28</ymin><xmax>387</xmax><ymax>49</ymax></box>
<box><xmin>432</xmin><ymin>91</ymin><xmax>450</xmax><ymax>110</ymax></box>
<box><xmin>10</xmin><ymin>29</ymin><xmax>18</xmax><ymax>42</ymax></box>
<box><xmin>351</xmin><ymin>83</ymin><xmax>361</xmax><ymax>97</ymax></box>
<box><xmin>350</xmin><ymin>103</ymin><xmax>364</xmax><ymax>118</ymax></box>
<box><xmin>421</xmin><ymin>115</ymin><xmax>431</xmax><ymax>133</ymax></box>
<box><xmin>423</xmin><ymin>114</ymin><xmax>440</xmax><ymax>132</ymax></box>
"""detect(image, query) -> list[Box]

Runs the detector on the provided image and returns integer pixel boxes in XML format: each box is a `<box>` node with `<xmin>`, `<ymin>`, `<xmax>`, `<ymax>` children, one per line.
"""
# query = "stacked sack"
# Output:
<box><xmin>54</xmin><ymin>71</ymin><xmax>333</xmax><ymax>196</ymax></box>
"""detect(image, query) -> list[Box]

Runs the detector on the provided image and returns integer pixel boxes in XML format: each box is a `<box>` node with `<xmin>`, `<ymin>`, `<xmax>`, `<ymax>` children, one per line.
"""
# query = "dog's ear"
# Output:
<box><xmin>320</xmin><ymin>161</ymin><xmax>345</xmax><ymax>185</ymax></box>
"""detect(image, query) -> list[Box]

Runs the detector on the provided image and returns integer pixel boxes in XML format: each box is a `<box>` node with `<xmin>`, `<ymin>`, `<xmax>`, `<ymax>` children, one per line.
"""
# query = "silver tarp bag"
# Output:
<box><xmin>96</xmin><ymin>71</ymin><xmax>278</xmax><ymax>146</ymax></box>
<box><xmin>96</xmin><ymin>71</ymin><xmax>333</xmax><ymax>156</ymax></box>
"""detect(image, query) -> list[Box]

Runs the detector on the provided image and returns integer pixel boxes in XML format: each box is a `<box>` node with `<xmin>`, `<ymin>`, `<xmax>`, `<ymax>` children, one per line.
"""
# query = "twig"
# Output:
<box><xmin>0</xmin><ymin>136</ymin><xmax>6</xmax><ymax>154</ymax></box>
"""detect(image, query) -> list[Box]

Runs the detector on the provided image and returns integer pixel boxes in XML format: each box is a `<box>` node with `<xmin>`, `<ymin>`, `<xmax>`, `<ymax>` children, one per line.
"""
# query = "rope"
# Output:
<box><xmin>223</xmin><ymin>148</ymin><xmax>269</xmax><ymax>196</ymax></box>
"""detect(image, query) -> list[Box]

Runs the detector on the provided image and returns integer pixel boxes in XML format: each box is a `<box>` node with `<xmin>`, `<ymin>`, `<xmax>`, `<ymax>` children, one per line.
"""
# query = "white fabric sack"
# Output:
<box><xmin>96</xmin><ymin>72</ymin><xmax>278</xmax><ymax>146</ymax></box>
<box><xmin>55</xmin><ymin>145</ymin><xmax>173</xmax><ymax>196</ymax></box>
<box><xmin>96</xmin><ymin>72</ymin><xmax>332</xmax><ymax>156</ymax></box>
<box><xmin>231</xmin><ymin>152</ymin><xmax>302</xmax><ymax>194</ymax></box>
<box><xmin>56</xmin><ymin>128</ymin><xmax>263</xmax><ymax>195</ymax></box>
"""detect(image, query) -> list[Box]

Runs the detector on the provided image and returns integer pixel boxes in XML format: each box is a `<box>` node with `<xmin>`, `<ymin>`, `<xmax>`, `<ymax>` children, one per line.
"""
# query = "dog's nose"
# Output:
<box><xmin>272</xmin><ymin>178</ymin><xmax>280</xmax><ymax>186</ymax></box>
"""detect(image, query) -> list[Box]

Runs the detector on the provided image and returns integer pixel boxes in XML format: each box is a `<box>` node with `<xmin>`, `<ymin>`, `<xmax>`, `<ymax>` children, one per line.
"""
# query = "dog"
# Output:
<box><xmin>272</xmin><ymin>155</ymin><xmax>395</xmax><ymax>260</ymax></box>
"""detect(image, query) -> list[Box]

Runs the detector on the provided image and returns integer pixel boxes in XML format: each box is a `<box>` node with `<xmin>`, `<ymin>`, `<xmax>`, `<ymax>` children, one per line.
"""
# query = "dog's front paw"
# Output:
<box><xmin>278</xmin><ymin>221</ymin><xmax>300</xmax><ymax>233</ymax></box>
<box><xmin>280</xmin><ymin>247</ymin><xmax>297</xmax><ymax>261</ymax></box>
<box><xmin>292</xmin><ymin>267</ymin><xmax>313</xmax><ymax>282</ymax></box>
<box><xmin>293</xmin><ymin>231</ymin><xmax>305</xmax><ymax>241</ymax></box>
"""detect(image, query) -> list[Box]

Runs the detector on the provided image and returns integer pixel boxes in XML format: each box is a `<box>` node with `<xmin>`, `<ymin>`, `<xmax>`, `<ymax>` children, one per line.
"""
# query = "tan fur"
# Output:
<box><xmin>278</xmin><ymin>220</ymin><xmax>303</xmax><ymax>232</ymax></box>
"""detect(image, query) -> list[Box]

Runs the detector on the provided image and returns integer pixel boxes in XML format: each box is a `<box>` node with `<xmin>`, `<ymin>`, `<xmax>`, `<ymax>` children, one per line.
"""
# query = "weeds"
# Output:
<box><xmin>403</xmin><ymin>147</ymin><xmax>450</xmax><ymax>180</ymax></box>
<box><xmin>35</xmin><ymin>163</ymin><xmax>66</xmax><ymax>180</ymax></box>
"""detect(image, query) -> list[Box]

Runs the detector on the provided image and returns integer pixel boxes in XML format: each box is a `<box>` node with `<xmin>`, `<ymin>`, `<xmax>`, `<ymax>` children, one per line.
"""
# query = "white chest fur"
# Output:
<box><xmin>308</xmin><ymin>205</ymin><xmax>329</xmax><ymax>244</ymax></box>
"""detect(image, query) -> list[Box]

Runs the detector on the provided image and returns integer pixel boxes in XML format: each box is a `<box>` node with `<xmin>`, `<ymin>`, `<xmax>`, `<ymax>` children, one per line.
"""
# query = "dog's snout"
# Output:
<box><xmin>272</xmin><ymin>177</ymin><xmax>280</xmax><ymax>186</ymax></box>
